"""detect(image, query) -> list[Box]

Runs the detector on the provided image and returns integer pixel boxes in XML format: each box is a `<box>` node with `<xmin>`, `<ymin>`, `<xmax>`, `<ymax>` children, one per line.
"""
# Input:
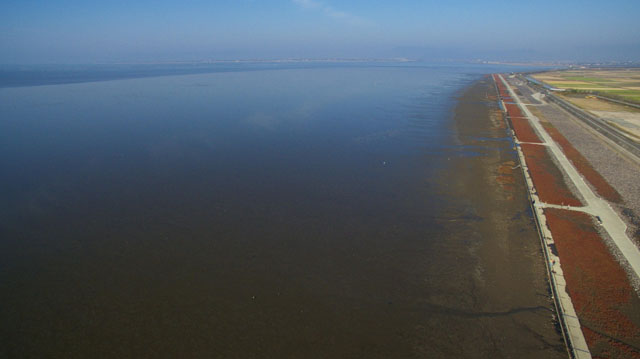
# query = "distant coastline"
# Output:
<box><xmin>0</xmin><ymin>60</ymin><xmax>551</xmax><ymax>89</ymax></box>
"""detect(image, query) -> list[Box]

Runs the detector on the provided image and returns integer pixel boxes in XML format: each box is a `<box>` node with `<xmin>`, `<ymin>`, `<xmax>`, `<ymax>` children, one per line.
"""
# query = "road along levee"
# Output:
<box><xmin>493</xmin><ymin>74</ymin><xmax>591</xmax><ymax>359</ymax></box>
<box><xmin>498</xmin><ymin>75</ymin><xmax>640</xmax><ymax>278</ymax></box>
<box><xmin>496</xmin><ymin>73</ymin><xmax>640</xmax><ymax>358</ymax></box>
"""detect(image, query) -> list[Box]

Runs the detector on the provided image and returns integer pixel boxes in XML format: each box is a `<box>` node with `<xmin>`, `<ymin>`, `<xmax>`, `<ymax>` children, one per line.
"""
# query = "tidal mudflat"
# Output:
<box><xmin>0</xmin><ymin>64</ymin><xmax>563</xmax><ymax>358</ymax></box>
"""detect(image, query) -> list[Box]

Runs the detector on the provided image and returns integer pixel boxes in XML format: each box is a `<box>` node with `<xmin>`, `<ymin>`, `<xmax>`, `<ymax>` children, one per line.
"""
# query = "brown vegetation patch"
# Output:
<box><xmin>544</xmin><ymin>209</ymin><xmax>640</xmax><ymax>358</ymax></box>
<box><xmin>511</xmin><ymin>118</ymin><xmax>542</xmax><ymax>143</ymax></box>
<box><xmin>541</xmin><ymin>122</ymin><xmax>622</xmax><ymax>203</ymax></box>
<box><xmin>496</xmin><ymin>175</ymin><xmax>515</xmax><ymax>185</ymax></box>
<box><xmin>493</xmin><ymin>74</ymin><xmax>512</xmax><ymax>99</ymax></box>
<box><xmin>496</xmin><ymin>161</ymin><xmax>516</xmax><ymax>190</ymax></box>
<box><xmin>504</xmin><ymin>104</ymin><xmax>543</xmax><ymax>143</ymax></box>
<box><xmin>498</xmin><ymin>160</ymin><xmax>516</xmax><ymax>174</ymax></box>
<box><xmin>505</xmin><ymin>103</ymin><xmax>524</xmax><ymax>118</ymax></box>
<box><xmin>520</xmin><ymin>144</ymin><xmax>583</xmax><ymax>206</ymax></box>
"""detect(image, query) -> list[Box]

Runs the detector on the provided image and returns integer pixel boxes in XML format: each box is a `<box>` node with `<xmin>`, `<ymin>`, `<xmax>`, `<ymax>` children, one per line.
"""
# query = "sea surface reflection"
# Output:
<box><xmin>1</xmin><ymin>63</ymin><xmax>527</xmax><ymax>357</ymax></box>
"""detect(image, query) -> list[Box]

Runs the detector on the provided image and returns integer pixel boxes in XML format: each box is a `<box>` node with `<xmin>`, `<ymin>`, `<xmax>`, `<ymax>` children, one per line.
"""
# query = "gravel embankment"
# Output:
<box><xmin>530</xmin><ymin>99</ymin><xmax>640</xmax><ymax>240</ymax></box>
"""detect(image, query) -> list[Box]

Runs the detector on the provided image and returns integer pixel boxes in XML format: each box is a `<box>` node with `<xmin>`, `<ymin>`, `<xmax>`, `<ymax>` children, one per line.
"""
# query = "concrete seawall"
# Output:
<box><xmin>493</xmin><ymin>74</ymin><xmax>592</xmax><ymax>359</ymax></box>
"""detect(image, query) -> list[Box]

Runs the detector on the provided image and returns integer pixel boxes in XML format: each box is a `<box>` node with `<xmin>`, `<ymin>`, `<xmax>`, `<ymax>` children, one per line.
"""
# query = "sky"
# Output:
<box><xmin>1</xmin><ymin>0</ymin><xmax>639</xmax><ymax>63</ymax></box>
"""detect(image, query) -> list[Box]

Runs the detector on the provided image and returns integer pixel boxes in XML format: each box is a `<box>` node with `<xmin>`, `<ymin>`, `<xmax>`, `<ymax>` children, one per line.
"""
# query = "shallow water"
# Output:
<box><xmin>0</xmin><ymin>63</ymin><xmax>549</xmax><ymax>357</ymax></box>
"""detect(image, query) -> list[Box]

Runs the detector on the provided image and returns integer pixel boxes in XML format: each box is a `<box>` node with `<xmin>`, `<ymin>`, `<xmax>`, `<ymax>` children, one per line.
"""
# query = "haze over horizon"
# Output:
<box><xmin>2</xmin><ymin>0</ymin><xmax>639</xmax><ymax>64</ymax></box>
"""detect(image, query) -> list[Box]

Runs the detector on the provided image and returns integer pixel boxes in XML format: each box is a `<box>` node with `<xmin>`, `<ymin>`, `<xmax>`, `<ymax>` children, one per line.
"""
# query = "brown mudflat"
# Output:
<box><xmin>421</xmin><ymin>76</ymin><xmax>566</xmax><ymax>358</ymax></box>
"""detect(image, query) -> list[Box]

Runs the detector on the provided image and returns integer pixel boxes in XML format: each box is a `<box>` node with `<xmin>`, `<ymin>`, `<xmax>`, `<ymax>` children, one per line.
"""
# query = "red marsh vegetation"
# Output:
<box><xmin>510</xmin><ymin>118</ymin><xmax>542</xmax><ymax>144</ymax></box>
<box><xmin>545</xmin><ymin>208</ymin><xmax>640</xmax><ymax>358</ymax></box>
<box><xmin>541</xmin><ymin>122</ymin><xmax>622</xmax><ymax>203</ymax></box>
<box><xmin>520</xmin><ymin>144</ymin><xmax>583</xmax><ymax>206</ymax></box>
<box><xmin>505</xmin><ymin>103</ymin><xmax>524</xmax><ymax>118</ymax></box>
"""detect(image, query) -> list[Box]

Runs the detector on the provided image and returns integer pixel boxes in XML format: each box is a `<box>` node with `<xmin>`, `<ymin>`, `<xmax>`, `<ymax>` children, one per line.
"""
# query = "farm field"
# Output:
<box><xmin>532</xmin><ymin>69</ymin><xmax>640</xmax><ymax>103</ymax></box>
<box><xmin>558</xmin><ymin>94</ymin><xmax>640</xmax><ymax>141</ymax></box>
<box><xmin>533</xmin><ymin>69</ymin><xmax>640</xmax><ymax>141</ymax></box>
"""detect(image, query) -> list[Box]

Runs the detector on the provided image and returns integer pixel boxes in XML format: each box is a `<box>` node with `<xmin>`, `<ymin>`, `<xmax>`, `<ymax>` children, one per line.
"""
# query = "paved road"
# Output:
<box><xmin>498</xmin><ymin>75</ymin><xmax>591</xmax><ymax>359</ymax></box>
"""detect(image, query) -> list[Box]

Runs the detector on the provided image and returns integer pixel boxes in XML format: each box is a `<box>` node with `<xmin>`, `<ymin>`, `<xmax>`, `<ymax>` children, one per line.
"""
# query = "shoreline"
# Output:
<box><xmin>434</xmin><ymin>75</ymin><xmax>566</xmax><ymax>357</ymax></box>
<box><xmin>494</xmin><ymin>74</ymin><xmax>589</xmax><ymax>357</ymax></box>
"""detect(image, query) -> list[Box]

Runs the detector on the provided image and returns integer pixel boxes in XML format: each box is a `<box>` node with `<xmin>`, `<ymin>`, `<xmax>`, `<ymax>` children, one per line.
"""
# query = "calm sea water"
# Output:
<box><xmin>0</xmin><ymin>63</ymin><xmax>536</xmax><ymax>357</ymax></box>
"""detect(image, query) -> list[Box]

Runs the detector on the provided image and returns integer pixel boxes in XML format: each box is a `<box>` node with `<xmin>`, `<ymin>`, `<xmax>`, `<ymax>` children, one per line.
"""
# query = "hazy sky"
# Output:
<box><xmin>2</xmin><ymin>0</ymin><xmax>639</xmax><ymax>63</ymax></box>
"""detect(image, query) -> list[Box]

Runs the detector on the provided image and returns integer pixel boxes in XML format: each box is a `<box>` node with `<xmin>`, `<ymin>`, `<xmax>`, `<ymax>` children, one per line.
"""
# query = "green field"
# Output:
<box><xmin>605</xmin><ymin>90</ymin><xmax>640</xmax><ymax>102</ymax></box>
<box><xmin>532</xmin><ymin>69</ymin><xmax>640</xmax><ymax>104</ymax></box>
<box><xmin>564</xmin><ymin>76</ymin><xmax>615</xmax><ymax>82</ymax></box>
<box><xmin>550</xmin><ymin>83</ymin><xmax>611</xmax><ymax>89</ymax></box>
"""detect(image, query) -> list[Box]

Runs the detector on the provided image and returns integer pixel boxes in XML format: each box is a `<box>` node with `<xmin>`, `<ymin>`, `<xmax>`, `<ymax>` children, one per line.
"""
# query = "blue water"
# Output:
<box><xmin>0</xmin><ymin>62</ymin><xmax>543</xmax><ymax>357</ymax></box>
